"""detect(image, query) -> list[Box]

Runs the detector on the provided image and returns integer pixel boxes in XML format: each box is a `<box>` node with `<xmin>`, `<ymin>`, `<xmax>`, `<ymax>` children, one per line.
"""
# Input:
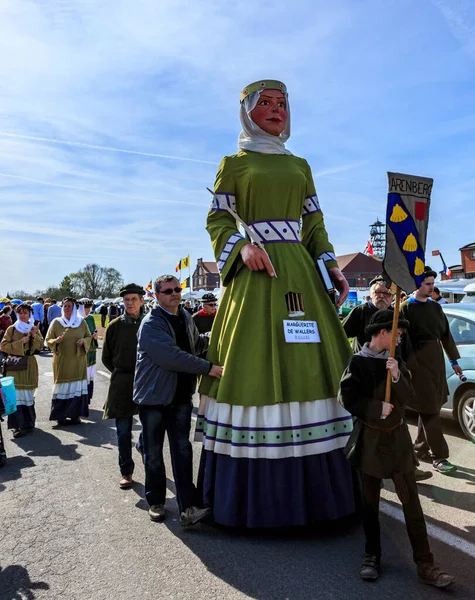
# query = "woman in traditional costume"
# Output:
<box><xmin>0</xmin><ymin>304</ymin><xmax>43</xmax><ymax>437</ymax></box>
<box><xmin>78</xmin><ymin>299</ymin><xmax>99</xmax><ymax>402</ymax></box>
<box><xmin>197</xmin><ymin>80</ymin><xmax>357</xmax><ymax>528</ymax></box>
<box><xmin>46</xmin><ymin>298</ymin><xmax>91</xmax><ymax>424</ymax></box>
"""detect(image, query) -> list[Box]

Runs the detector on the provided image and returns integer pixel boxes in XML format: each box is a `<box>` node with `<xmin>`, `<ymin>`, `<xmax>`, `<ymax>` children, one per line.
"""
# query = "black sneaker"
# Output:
<box><xmin>414</xmin><ymin>449</ymin><xmax>434</xmax><ymax>463</ymax></box>
<box><xmin>433</xmin><ymin>459</ymin><xmax>457</xmax><ymax>475</ymax></box>
<box><xmin>414</xmin><ymin>467</ymin><xmax>433</xmax><ymax>482</ymax></box>
<box><xmin>359</xmin><ymin>555</ymin><xmax>380</xmax><ymax>581</ymax></box>
<box><xmin>148</xmin><ymin>504</ymin><xmax>165</xmax><ymax>522</ymax></box>
<box><xmin>180</xmin><ymin>506</ymin><xmax>211</xmax><ymax>527</ymax></box>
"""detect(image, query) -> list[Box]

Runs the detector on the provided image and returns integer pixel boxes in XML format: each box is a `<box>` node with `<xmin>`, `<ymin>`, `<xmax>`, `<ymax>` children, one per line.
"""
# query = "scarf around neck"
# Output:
<box><xmin>238</xmin><ymin>91</ymin><xmax>292</xmax><ymax>155</ymax></box>
<box><xmin>13</xmin><ymin>313</ymin><xmax>34</xmax><ymax>335</ymax></box>
<box><xmin>57</xmin><ymin>303</ymin><xmax>83</xmax><ymax>328</ymax></box>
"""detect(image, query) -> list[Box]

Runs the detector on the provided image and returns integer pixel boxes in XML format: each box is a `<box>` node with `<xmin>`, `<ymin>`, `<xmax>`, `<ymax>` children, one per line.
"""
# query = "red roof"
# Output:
<box><xmin>337</xmin><ymin>252</ymin><xmax>382</xmax><ymax>273</ymax></box>
<box><xmin>202</xmin><ymin>261</ymin><xmax>218</xmax><ymax>273</ymax></box>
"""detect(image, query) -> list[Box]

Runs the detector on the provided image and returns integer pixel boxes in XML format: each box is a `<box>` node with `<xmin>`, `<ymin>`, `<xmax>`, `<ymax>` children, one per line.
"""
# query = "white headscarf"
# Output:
<box><xmin>238</xmin><ymin>90</ymin><xmax>292</xmax><ymax>155</ymax></box>
<box><xmin>77</xmin><ymin>304</ymin><xmax>87</xmax><ymax>319</ymax></box>
<box><xmin>13</xmin><ymin>311</ymin><xmax>34</xmax><ymax>334</ymax></box>
<box><xmin>57</xmin><ymin>302</ymin><xmax>83</xmax><ymax>328</ymax></box>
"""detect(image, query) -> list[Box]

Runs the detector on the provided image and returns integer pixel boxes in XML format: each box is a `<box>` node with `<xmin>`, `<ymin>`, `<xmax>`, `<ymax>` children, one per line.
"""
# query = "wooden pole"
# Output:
<box><xmin>188</xmin><ymin>255</ymin><xmax>192</xmax><ymax>301</ymax></box>
<box><xmin>384</xmin><ymin>286</ymin><xmax>402</xmax><ymax>403</ymax></box>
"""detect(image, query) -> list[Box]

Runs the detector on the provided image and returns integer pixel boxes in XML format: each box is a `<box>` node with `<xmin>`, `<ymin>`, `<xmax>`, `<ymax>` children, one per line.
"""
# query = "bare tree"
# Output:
<box><xmin>102</xmin><ymin>267</ymin><xmax>124</xmax><ymax>297</ymax></box>
<box><xmin>60</xmin><ymin>264</ymin><xmax>125</xmax><ymax>298</ymax></box>
<box><xmin>81</xmin><ymin>263</ymin><xmax>104</xmax><ymax>298</ymax></box>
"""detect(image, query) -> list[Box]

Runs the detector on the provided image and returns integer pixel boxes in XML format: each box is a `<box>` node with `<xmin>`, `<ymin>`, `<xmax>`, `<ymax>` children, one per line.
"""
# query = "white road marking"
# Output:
<box><xmin>44</xmin><ymin>371</ymin><xmax>53</xmax><ymax>376</ymax></box>
<box><xmin>97</xmin><ymin>370</ymin><xmax>111</xmax><ymax>379</ymax></box>
<box><xmin>381</xmin><ymin>500</ymin><xmax>475</xmax><ymax>558</ymax></box>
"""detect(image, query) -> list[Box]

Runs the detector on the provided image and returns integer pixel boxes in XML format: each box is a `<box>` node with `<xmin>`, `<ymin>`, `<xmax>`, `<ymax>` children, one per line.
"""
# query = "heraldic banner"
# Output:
<box><xmin>383</xmin><ymin>172</ymin><xmax>433</xmax><ymax>294</ymax></box>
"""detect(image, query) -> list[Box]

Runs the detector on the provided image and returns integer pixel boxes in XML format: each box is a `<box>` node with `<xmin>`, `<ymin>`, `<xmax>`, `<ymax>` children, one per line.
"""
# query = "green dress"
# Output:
<box><xmin>84</xmin><ymin>314</ymin><xmax>98</xmax><ymax>377</ymax></box>
<box><xmin>197</xmin><ymin>151</ymin><xmax>356</xmax><ymax>528</ymax></box>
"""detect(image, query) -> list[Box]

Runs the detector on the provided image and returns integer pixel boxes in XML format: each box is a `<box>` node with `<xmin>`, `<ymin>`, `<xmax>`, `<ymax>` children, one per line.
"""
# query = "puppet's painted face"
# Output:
<box><xmin>250</xmin><ymin>90</ymin><xmax>287</xmax><ymax>136</ymax></box>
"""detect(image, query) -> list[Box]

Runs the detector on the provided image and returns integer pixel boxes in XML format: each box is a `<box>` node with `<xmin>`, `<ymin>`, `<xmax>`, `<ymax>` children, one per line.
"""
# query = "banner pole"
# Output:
<box><xmin>384</xmin><ymin>286</ymin><xmax>401</xmax><ymax>403</ymax></box>
<box><xmin>189</xmin><ymin>255</ymin><xmax>192</xmax><ymax>301</ymax></box>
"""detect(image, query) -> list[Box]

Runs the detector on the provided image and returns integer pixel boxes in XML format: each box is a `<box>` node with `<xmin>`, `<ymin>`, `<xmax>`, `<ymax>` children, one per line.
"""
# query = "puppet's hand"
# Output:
<box><xmin>328</xmin><ymin>267</ymin><xmax>349</xmax><ymax>307</ymax></box>
<box><xmin>240</xmin><ymin>244</ymin><xmax>275</xmax><ymax>277</ymax></box>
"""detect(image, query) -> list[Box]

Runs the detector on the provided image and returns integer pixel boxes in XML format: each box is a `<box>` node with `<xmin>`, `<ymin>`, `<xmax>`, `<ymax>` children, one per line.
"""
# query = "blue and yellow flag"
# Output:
<box><xmin>383</xmin><ymin>172</ymin><xmax>433</xmax><ymax>294</ymax></box>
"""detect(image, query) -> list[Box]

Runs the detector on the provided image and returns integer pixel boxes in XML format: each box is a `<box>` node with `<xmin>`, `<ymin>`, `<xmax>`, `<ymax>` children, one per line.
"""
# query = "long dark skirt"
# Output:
<box><xmin>49</xmin><ymin>380</ymin><xmax>89</xmax><ymax>421</ymax></box>
<box><xmin>198</xmin><ymin>447</ymin><xmax>359</xmax><ymax>528</ymax></box>
<box><xmin>8</xmin><ymin>404</ymin><xmax>36</xmax><ymax>431</ymax></box>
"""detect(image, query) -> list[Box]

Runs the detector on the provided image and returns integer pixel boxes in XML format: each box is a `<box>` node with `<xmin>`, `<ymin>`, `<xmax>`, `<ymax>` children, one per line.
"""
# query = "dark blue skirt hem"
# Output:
<box><xmin>198</xmin><ymin>448</ymin><xmax>359</xmax><ymax>528</ymax></box>
<box><xmin>49</xmin><ymin>395</ymin><xmax>89</xmax><ymax>421</ymax></box>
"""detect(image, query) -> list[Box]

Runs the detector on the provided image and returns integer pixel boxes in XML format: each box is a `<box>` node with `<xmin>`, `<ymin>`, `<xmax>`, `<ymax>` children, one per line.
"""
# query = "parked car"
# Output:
<box><xmin>461</xmin><ymin>282</ymin><xmax>475</xmax><ymax>304</ymax></box>
<box><xmin>441</xmin><ymin>304</ymin><xmax>475</xmax><ymax>441</ymax></box>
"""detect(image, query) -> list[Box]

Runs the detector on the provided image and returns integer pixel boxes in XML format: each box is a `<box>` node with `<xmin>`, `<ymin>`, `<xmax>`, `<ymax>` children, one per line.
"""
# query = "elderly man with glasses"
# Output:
<box><xmin>193</xmin><ymin>293</ymin><xmax>218</xmax><ymax>335</ymax></box>
<box><xmin>342</xmin><ymin>276</ymin><xmax>394</xmax><ymax>353</ymax></box>
<box><xmin>134</xmin><ymin>275</ymin><xmax>223</xmax><ymax>526</ymax></box>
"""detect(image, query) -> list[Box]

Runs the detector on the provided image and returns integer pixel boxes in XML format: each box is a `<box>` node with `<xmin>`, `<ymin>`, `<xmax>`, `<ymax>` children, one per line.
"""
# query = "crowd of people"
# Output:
<box><xmin>0</xmin><ymin>79</ymin><xmax>463</xmax><ymax>589</ymax></box>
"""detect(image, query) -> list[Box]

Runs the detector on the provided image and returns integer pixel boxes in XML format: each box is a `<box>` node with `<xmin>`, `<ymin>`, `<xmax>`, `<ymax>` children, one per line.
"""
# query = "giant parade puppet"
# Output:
<box><xmin>195</xmin><ymin>79</ymin><xmax>359</xmax><ymax>528</ymax></box>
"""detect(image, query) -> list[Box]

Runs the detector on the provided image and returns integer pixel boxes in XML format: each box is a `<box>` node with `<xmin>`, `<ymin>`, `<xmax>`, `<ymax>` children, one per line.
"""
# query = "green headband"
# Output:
<box><xmin>240</xmin><ymin>80</ymin><xmax>287</xmax><ymax>103</ymax></box>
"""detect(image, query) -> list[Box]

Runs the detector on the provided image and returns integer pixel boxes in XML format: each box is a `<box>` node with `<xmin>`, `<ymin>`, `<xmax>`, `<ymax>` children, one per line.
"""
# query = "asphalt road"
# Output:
<box><xmin>1</xmin><ymin>347</ymin><xmax>475</xmax><ymax>600</ymax></box>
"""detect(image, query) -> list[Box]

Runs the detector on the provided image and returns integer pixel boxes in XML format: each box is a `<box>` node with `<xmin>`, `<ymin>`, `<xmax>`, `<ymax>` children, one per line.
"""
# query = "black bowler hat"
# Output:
<box><xmin>119</xmin><ymin>283</ymin><xmax>146</xmax><ymax>297</ymax></box>
<box><xmin>364</xmin><ymin>309</ymin><xmax>409</xmax><ymax>336</ymax></box>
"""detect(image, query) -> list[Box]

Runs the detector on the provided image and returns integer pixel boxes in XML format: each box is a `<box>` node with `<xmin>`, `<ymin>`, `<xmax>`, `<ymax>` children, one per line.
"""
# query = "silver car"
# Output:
<box><xmin>441</xmin><ymin>304</ymin><xmax>475</xmax><ymax>441</ymax></box>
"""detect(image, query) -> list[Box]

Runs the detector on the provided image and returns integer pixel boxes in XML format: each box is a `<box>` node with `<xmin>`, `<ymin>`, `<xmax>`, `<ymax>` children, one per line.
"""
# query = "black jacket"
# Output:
<box><xmin>338</xmin><ymin>354</ymin><xmax>416</xmax><ymax>478</ymax></box>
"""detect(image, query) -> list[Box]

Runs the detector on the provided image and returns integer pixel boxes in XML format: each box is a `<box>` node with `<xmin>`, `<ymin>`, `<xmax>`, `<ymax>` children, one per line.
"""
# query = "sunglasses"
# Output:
<box><xmin>204</xmin><ymin>303</ymin><xmax>217</xmax><ymax>307</ymax></box>
<box><xmin>158</xmin><ymin>287</ymin><xmax>182</xmax><ymax>295</ymax></box>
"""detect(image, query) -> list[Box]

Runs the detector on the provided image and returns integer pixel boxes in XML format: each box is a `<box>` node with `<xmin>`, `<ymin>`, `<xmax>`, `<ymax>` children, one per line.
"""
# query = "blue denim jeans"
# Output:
<box><xmin>116</xmin><ymin>417</ymin><xmax>135</xmax><ymax>477</ymax></box>
<box><xmin>138</xmin><ymin>401</ymin><xmax>196</xmax><ymax>512</ymax></box>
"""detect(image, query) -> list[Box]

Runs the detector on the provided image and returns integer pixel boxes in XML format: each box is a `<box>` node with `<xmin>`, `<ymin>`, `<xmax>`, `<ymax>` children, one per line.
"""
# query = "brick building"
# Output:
<box><xmin>440</xmin><ymin>242</ymin><xmax>475</xmax><ymax>280</ymax></box>
<box><xmin>336</xmin><ymin>252</ymin><xmax>383</xmax><ymax>288</ymax></box>
<box><xmin>459</xmin><ymin>243</ymin><xmax>475</xmax><ymax>279</ymax></box>
<box><xmin>192</xmin><ymin>258</ymin><xmax>220</xmax><ymax>291</ymax></box>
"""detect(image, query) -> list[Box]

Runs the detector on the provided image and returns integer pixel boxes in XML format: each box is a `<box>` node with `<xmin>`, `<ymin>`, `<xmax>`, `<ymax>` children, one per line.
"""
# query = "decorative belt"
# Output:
<box><xmin>362</xmin><ymin>418</ymin><xmax>403</xmax><ymax>432</ymax></box>
<box><xmin>248</xmin><ymin>220</ymin><xmax>301</xmax><ymax>243</ymax></box>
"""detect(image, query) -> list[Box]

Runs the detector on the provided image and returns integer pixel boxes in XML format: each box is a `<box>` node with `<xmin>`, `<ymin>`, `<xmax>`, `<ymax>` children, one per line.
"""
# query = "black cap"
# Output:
<box><xmin>364</xmin><ymin>309</ymin><xmax>409</xmax><ymax>336</ymax></box>
<box><xmin>201</xmin><ymin>293</ymin><xmax>218</xmax><ymax>303</ymax></box>
<box><xmin>119</xmin><ymin>283</ymin><xmax>146</xmax><ymax>297</ymax></box>
<box><xmin>369</xmin><ymin>275</ymin><xmax>389</xmax><ymax>287</ymax></box>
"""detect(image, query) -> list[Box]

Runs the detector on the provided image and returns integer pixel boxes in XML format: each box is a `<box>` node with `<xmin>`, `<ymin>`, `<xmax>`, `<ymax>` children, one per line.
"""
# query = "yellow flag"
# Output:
<box><xmin>181</xmin><ymin>255</ymin><xmax>190</xmax><ymax>269</ymax></box>
<box><xmin>180</xmin><ymin>278</ymin><xmax>189</xmax><ymax>289</ymax></box>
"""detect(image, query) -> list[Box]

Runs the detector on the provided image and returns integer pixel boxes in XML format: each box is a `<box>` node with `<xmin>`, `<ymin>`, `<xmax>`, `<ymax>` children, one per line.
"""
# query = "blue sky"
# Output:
<box><xmin>1</xmin><ymin>0</ymin><xmax>475</xmax><ymax>293</ymax></box>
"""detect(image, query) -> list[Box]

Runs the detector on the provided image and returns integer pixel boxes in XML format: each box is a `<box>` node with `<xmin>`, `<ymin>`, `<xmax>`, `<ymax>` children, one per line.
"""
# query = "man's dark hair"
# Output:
<box><xmin>51</xmin><ymin>299</ymin><xmax>57</xmax><ymax>304</ymax></box>
<box><xmin>433</xmin><ymin>286</ymin><xmax>441</xmax><ymax>295</ymax></box>
<box><xmin>36</xmin><ymin>296</ymin><xmax>44</xmax><ymax>302</ymax></box>
<box><xmin>154</xmin><ymin>275</ymin><xmax>178</xmax><ymax>293</ymax></box>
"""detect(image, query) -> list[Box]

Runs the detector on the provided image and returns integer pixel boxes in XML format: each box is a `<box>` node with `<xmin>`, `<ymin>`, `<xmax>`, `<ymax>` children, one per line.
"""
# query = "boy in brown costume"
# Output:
<box><xmin>338</xmin><ymin>309</ymin><xmax>455</xmax><ymax>588</ymax></box>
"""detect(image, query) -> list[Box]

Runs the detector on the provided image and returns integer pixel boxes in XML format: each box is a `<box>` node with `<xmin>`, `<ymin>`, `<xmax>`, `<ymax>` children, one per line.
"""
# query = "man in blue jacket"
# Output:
<box><xmin>134</xmin><ymin>274</ymin><xmax>223</xmax><ymax>525</ymax></box>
